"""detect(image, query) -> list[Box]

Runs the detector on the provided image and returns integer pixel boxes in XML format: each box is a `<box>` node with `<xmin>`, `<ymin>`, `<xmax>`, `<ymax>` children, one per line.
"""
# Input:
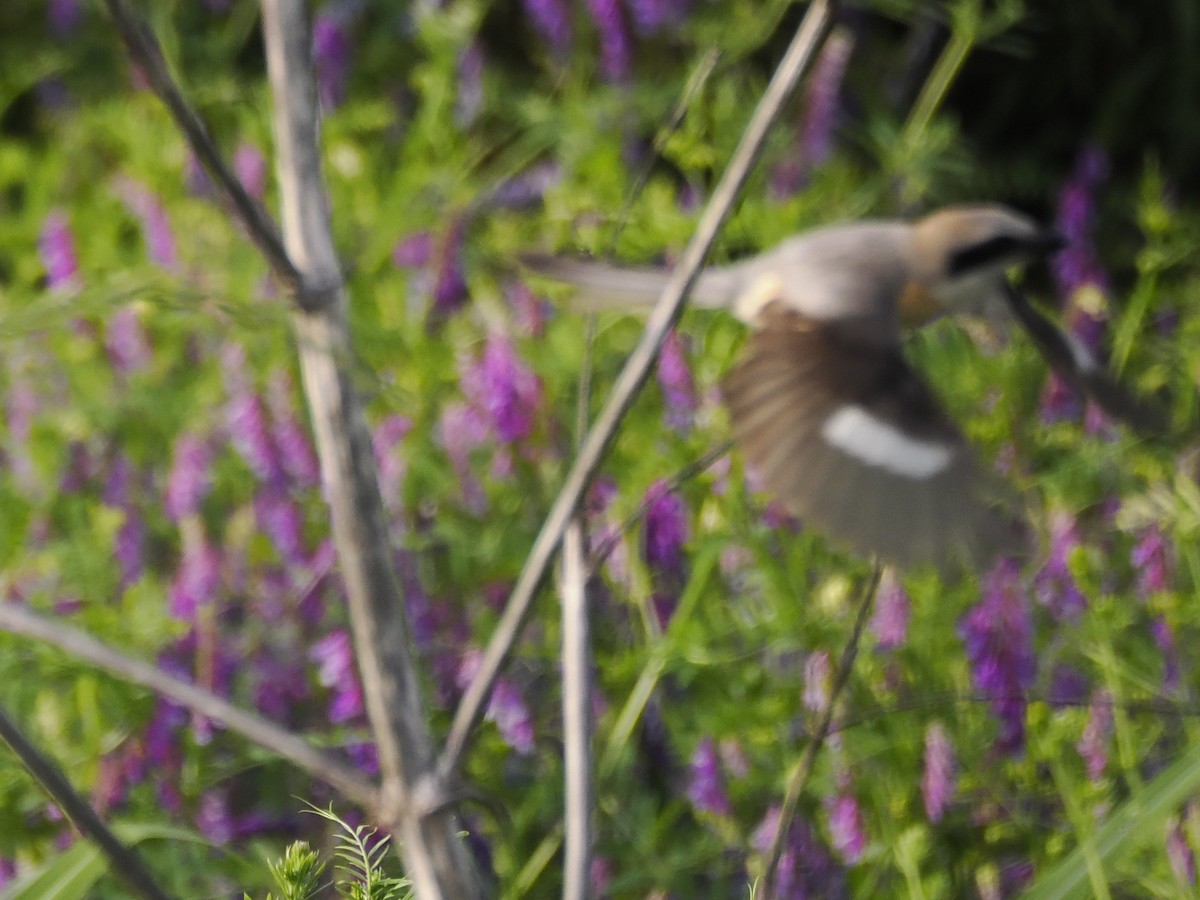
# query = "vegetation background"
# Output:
<box><xmin>0</xmin><ymin>0</ymin><xmax>1199</xmax><ymax>896</ymax></box>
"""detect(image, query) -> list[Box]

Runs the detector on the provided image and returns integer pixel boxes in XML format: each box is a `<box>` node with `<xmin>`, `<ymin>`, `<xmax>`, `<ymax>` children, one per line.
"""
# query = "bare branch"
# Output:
<box><xmin>440</xmin><ymin>0</ymin><xmax>839</xmax><ymax>780</ymax></box>
<box><xmin>762</xmin><ymin>563</ymin><xmax>882</xmax><ymax>898</ymax></box>
<box><xmin>101</xmin><ymin>0</ymin><xmax>308</xmax><ymax>304</ymax></box>
<box><xmin>560</xmin><ymin>521</ymin><xmax>593</xmax><ymax>900</ymax></box>
<box><xmin>0</xmin><ymin>702</ymin><xmax>175</xmax><ymax>900</ymax></box>
<box><xmin>259</xmin><ymin>2</ymin><xmax>482</xmax><ymax>896</ymax></box>
<box><xmin>0</xmin><ymin>603</ymin><xmax>377</xmax><ymax>809</ymax></box>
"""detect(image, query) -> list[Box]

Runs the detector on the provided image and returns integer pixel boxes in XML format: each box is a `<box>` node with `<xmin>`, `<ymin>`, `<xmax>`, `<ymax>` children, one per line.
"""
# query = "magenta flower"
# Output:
<box><xmin>922</xmin><ymin>723</ymin><xmax>956</xmax><ymax>823</ymax></box>
<box><xmin>168</xmin><ymin>529</ymin><xmax>222</xmax><ymax>620</ymax></box>
<box><xmin>686</xmin><ymin>737</ymin><xmax>732</xmax><ymax>816</ymax></box>
<box><xmin>115</xmin><ymin>178</ymin><xmax>178</xmax><ymax>271</ymax></box>
<box><xmin>373</xmin><ymin>414</ymin><xmax>413</xmax><ymax>507</ymax></box>
<box><xmin>432</xmin><ymin>220</ymin><xmax>470</xmax><ymax>319</ymax></box>
<box><xmin>313</xmin><ymin>13</ymin><xmax>350</xmax><ymax>109</ymax></box>
<box><xmin>1075</xmin><ymin>689</ymin><xmax>1112</xmax><ymax>781</ymax></box>
<box><xmin>825</xmin><ymin>792</ymin><xmax>866</xmax><ymax>864</ymax></box>
<box><xmin>524</xmin><ymin>0</ymin><xmax>572</xmax><ymax>55</ymax></box>
<box><xmin>462</xmin><ymin>334</ymin><xmax>543</xmax><ymax>444</ymax></box>
<box><xmin>438</xmin><ymin>402</ymin><xmax>488</xmax><ymax>513</ymax></box>
<box><xmin>752</xmin><ymin>805</ymin><xmax>846</xmax><ymax>899</ymax></box>
<box><xmin>1048</xmin><ymin>664</ymin><xmax>1090</xmax><ymax>707</ymax></box>
<box><xmin>623</xmin><ymin>0</ymin><xmax>686</xmax><ymax>34</ymax></box>
<box><xmin>255</xmin><ymin>488</ymin><xmax>306</xmax><ymax>566</ymax></box>
<box><xmin>1168</xmin><ymin>822</ymin><xmax>1197</xmax><ymax>886</ymax></box>
<box><xmin>507</xmin><ymin>280</ymin><xmax>549</xmax><ymax>337</ymax></box>
<box><xmin>393</xmin><ymin>231</ymin><xmax>433</xmax><ymax>268</ymax></box>
<box><xmin>584</xmin><ymin>0</ymin><xmax>632</xmax><ymax>81</ymax></box>
<box><xmin>800</xmin><ymin>30</ymin><xmax>852</xmax><ymax>170</ymax></box>
<box><xmin>456</xmin><ymin>649</ymin><xmax>535</xmax><ymax>754</ymax></box>
<box><xmin>115</xmin><ymin>514</ymin><xmax>146</xmax><ymax>588</ymax></box>
<box><xmin>1151</xmin><ymin>616</ymin><xmax>1181</xmax><ymax>693</ymax></box>
<box><xmin>165</xmin><ymin>434</ymin><xmax>213</xmax><ymax>521</ymax></box>
<box><xmin>491</xmin><ymin>160</ymin><xmax>562</xmax><ymax>211</ymax></box>
<box><xmin>311</xmin><ymin>629</ymin><xmax>364</xmax><ymax>724</ymax></box>
<box><xmin>870</xmin><ymin>571</ymin><xmax>910</xmax><ymax>650</ymax></box>
<box><xmin>657</xmin><ymin>327</ymin><xmax>697</xmax><ymax>432</ymax></box>
<box><xmin>39</xmin><ymin>211</ymin><xmax>80</xmax><ymax>292</ymax></box>
<box><xmin>1132</xmin><ymin>523</ymin><xmax>1171</xmax><ymax>596</ymax></box>
<box><xmin>642</xmin><ymin>481</ymin><xmax>687</xmax><ymax>576</ymax></box>
<box><xmin>48</xmin><ymin>0</ymin><xmax>83</xmax><ymax>37</ymax></box>
<box><xmin>105</xmin><ymin>307</ymin><xmax>152</xmax><ymax>374</ymax></box>
<box><xmin>959</xmin><ymin>557</ymin><xmax>1036</xmax><ymax>754</ymax></box>
<box><xmin>267</xmin><ymin>372</ymin><xmax>320</xmax><ymax>488</ymax></box>
<box><xmin>1033</xmin><ymin>512</ymin><xmax>1087</xmax><ymax>621</ymax></box>
<box><xmin>233</xmin><ymin>142</ymin><xmax>268</xmax><ymax>200</ymax></box>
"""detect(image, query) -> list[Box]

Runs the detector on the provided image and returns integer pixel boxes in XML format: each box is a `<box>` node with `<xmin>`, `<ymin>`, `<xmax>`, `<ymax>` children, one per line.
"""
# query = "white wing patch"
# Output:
<box><xmin>733</xmin><ymin>273</ymin><xmax>784</xmax><ymax>324</ymax></box>
<box><xmin>821</xmin><ymin>405</ymin><xmax>954</xmax><ymax>479</ymax></box>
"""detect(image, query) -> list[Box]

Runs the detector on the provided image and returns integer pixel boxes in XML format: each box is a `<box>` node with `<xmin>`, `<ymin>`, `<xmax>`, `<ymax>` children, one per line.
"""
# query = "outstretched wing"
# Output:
<box><xmin>722</xmin><ymin>303</ymin><xmax>1023</xmax><ymax>570</ymax></box>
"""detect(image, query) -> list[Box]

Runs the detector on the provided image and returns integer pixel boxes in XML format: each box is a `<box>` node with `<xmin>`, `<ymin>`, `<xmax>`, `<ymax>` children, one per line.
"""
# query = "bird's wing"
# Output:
<box><xmin>722</xmin><ymin>303</ymin><xmax>1024</xmax><ymax>570</ymax></box>
<box><xmin>520</xmin><ymin>253</ymin><xmax>744</xmax><ymax>312</ymax></box>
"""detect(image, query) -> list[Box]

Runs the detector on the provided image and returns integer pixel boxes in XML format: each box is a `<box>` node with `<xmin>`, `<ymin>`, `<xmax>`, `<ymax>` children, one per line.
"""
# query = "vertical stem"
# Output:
<box><xmin>560</xmin><ymin>521</ymin><xmax>594</xmax><ymax>900</ymax></box>
<box><xmin>259</xmin><ymin>3</ymin><xmax>481</xmax><ymax>897</ymax></box>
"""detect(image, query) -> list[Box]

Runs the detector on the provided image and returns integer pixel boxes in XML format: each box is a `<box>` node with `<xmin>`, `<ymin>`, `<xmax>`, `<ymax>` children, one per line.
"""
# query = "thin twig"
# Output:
<box><xmin>763</xmin><ymin>563</ymin><xmax>882</xmax><ymax>897</ymax></box>
<box><xmin>259</xmin><ymin>2</ymin><xmax>483</xmax><ymax>897</ymax></box>
<box><xmin>0</xmin><ymin>603</ymin><xmax>377</xmax><ymax>809</ymax></box>
<box><xmin>0</xmin><ymin>702</ymin><xmax>175</xmax><ymax>900</ymax></box>
<box><xmin>440</xmin><ymin>0</ymin><xmax>838</xmax><ymax>781</ymax></box>
<box><xmin>101</xmin><ymin>0</ymin><xmax>308</xmax><ymax>304</ymax></box>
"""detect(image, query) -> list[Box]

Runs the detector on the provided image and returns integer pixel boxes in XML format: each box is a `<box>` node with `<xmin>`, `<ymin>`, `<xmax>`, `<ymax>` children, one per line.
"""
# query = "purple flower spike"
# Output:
<box><xmin>311</xmin><ymin>629</ymin><xmax>364</xmax><ymax>724</ymax></box>
<box><xmin>267</xmin><ymin>372</ymin><xmax>320</xmax><ymax>488</ymax></box>
<box><xmin>1076</xmin><ymin>689</ymin><xmax>1112</xmax><ymax>781</ymax></box>
<box><xmin>456</xmin><ymin>44</ymin><xmax>485</xmax><ymax>128</ymax></box>
<box><xmin>432</xmin><ymin>221</ymin><xmax>470</xmax><ymax>318</ymax></box>
<box><xmin>922</xmin><ymin>723</ymin><xmax>956</xmax><ymax>823</ymax></box>
<box><xmin>169</xmin><ymin>528</ymin><xmax>222</xmax><ymax>620</ymax></box>
<box><xmin>524</xmin><ymin>0</ymin><xmax>573</xmax><ymax>55</ymax></box>
<box><xmin>623</xmin><ymin>0</ymin><xmax>687</xmax><ymax>35</ymax></box>
<box><xmin>456</xmin><ymin>649</ymin><xmax>535</xmax><ymax>754</ymax></box>
<box><xmin>870</xmin><ymin>571</ymin><xmax>910</xmax><ymax>650</ymax></box>
<box><xmin>313</xmin><ymin>13</ymin><xmax>350</xmax><ymax>109</ymax></box>
<box><xmin>165</xmin><ymin>434</ymin><xmax>213</xmax><ymax>522</ymax></box>
<box><xmin>233</xmin><ymin>143</ymin><xmax>268</xmax><ymax>200</ymax></box>
<box><xmin>959</xmin><ymin>558</ymin><xmax>1036</xmax><ymax>755</ymax></box>
<box><xmin>657</xmin><ymin>328</ymin><xmax>697</xmax><ymax>432</ymax></box>
<box><xmin>255</xmin><ymin>488</ymin><xmax>306</xmax><ymax>566</ymax></box>
<box><xmin>800</xmin><ymin>30</ymin><xmax>853</xmax><ymax>170</ymax></box>
<box><xmin>106</xmin><ymin>306</ymin><xmax>152</xmax><ymax>374</ymax></box>
<box><xmin>1151</xmin><ymin>616</ymin><xmax>1181</xmax><ymax>693</ymax></box>
<box><xmin>39</xmin><ymin>211</ymin><xmax>81</xmax><ymax>292</ymax></box>
<box><xmin>642</xmin><ymin>481</ymin><xmax>687</xmax><ymax>577</ymax></box>
<box><xmin>48</xmin><ymin>0</ymin><xmax>83</xmax><ymax>37</ymax></box>
<box><xmin>115</xmin><ymin>178</ymin><xmax>178</xmax><ymax>271</ymax></box>
<box><xmin>686</xmin><ymin>737</ymin><xmax>732</xmax><ymax>817</ymax></box>
<box><xmin>393</xmin><ymin>232</ymin><xmax>433</xmax><ymax>268</ymax></box>
<box><xmin>825</xmin><ymin>792</ymin><xmax>866</xmax><ymax>864</ymax></box>
<box><xmin>1132</xmin><ymin>523</ymin><xmax>1171</xmax><ymax>596</ymax></box>
<box><xmin>224</xmin><ymin>355</ymin><xmax>284</xmax><ymax>486</ymax></box>
<box><xmin>1033</xmin><ymin>512</ymin><xmax>1087</xmax><ymax>621</ymax></box>
<box><xmin>1168</xmin><ymin>822</ymin><xmax>1197</xmax><ymax>886</ymax></box>
<box><xmin>752</xmin><ymin>805</ymin><xmax>847</xmax><ymax>899</ymax></box>
<box><xmin>462</xmin><ymin>335</ymin><xmax>543</xmax><ymax>444</ymax></box>
<box><xmin>584</xmin><ymin>0</ymin><xmax>632</xmax><ymax>81</ymax></box>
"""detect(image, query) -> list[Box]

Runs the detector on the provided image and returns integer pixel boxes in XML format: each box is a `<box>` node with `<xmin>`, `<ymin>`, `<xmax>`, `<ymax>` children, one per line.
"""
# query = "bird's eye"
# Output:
<box><xmin>947</xmin><ymin>235</ymin><xmax>1022</xmax><ymax>276</ymax></box>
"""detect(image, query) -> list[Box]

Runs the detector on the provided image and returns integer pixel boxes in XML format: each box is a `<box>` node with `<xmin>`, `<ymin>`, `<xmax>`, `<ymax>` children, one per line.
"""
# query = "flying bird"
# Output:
<box><xmin>523</xmin><ymin>205</ymin><xmax>1165</xmax><ymax>570</ymax></box>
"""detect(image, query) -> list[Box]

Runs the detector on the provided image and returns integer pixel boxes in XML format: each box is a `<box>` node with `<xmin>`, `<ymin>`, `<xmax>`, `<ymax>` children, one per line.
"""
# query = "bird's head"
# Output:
<box><xmin>905</xmin><ymin>205</ymin><xmax>1065</xmax><ymax>324</ymax></box>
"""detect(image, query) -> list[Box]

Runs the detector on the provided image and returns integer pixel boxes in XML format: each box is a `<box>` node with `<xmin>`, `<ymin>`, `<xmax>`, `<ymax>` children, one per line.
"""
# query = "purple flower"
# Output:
<box><xmin>432</xmin><ymin>221</ymin><xmax>470</xmax><ymax>318</ymax></box>
<box><xmin>0</xmin><ymin>857</ymin><xmax>13</xmax><ymax>888</ymax></box>
<box><xmin>233</xmin><ymin>143</ymin><xmax>268</xmax><ymax>200</ymax></box>
<box><xmin>491</xmin><ymin>161</ymin><xmax>562</xmax><ymax>211</ymax></box>
<box><xmin>1033</xmin><ymin>512</ymin><xmax>1087</xmax><ymax>621</ymax></box>
<box><xmin>623</xmin><ymin>0</ymin><xmax>688</xmax><ymax>34</ymax></box>
<box><xmin>115</xmin><ymin>513</ymin><xmax>145</xmax><ymax>588</ymax></box>
<box><xmin>106</xmin><ymin>306</ymin><xmax>152</xmax><ymax>374</ymax></box>
<box><xmin>456</xmin><ymin>44</ymin><xmax>484</xmax><ymax>128</ymax></box>
<box><xmin>507</xmin><ymin>280</ymin><xmax>549</xmax><ymax>337</ymax></box>
<box><xmin>223</xmin><ymin>348</ymin><xmax>284</xmax><ymax>485</ymax></box>
<box><xmin>1151</xmin><ymin>616</ymin><xmax>1181</xmax><ymax>693</ymax></box>
<box><xmin>313</xmin><ymin>14</ymin><xmax>350</xmax><ymax>109</ymax></box>
<box><xmin>347</xmin><ymin>740</ymin><xmax>379</xmax><ymax>775</ymax></box>
<box><xmin>583</xmin><ymin>0</ymin><xmax>632</xmax><ymax>81</ymax></box>
<box><xmin>462</xmin><ymin>335</ymin><xmax>543</xmax><ymax>444</ymax></box>
<box><xmin>1168</xmin><ymin>821</ymin><xmax>1196</xmax><ymax>886</ymax></box>
<box><xmin>870</xmin><ymin>571</ymin><xmax>910</xmax><ymax>650</ymax></box>
<box><xmin>922</xmin><ymin>723</ymin><xmax>956</xmax><ymax>823</ymax></box>
<box><xmin>39</xmin><ymin>211</ymin><xmax>80</xmax><ymax>291</ymax></box>
<box><xmin>169</xmin><ymin>529</ymin><xmax>222</xmax><ymax>620</ymax></box>
<box><xmin>803</xmin><ymin>650</ymin><xmax>831</xmax><ymax>714</ymax></box>
<box><xmin>958</xmin><ymin>558</ymin><xmax>1036</xmax><ymax>754</ymax></box>
<box><xmin>311</xmin><ymin>630</ymin><xmax>363</xmax><ymax>724</ymax></box>
<box><xmin>438</xmin><ymin>402</ymin><xmax>489</xmax><ymax>513</ymax></box>
<box><xmin>196</xmin><ymin>790</ymin><xmax>234</xmax><ymax>844</ymax></box>
<box><xmin>719</xmin><ymin>737</ymin><xmax>749</xmax><ymax>779</ymax></box>
<box><xmin>590</xmin><ymin>857</ymin><xmax>612</xmax><ymax>895</ymax></box>
<box><xmin>393</xmin><ymin>231</ymin><xmax>433</xmax><ymax>268</ymax></box>
<box><xmin>642</xmin><ymin>481</ymin><xmax>687</xmax><ymax>576</ymax></box>
<box><xmin>165</xmin><ymin>434</ymin><xmax>213</xmax><ymax>521</ymax></box>
<box><xmin>686</xmin><ymin>738</ymin><xmax>731</xmax><ymax>816</ymax></box>
<box><xmin>825</xmin><ymin>793</ymin><xmax>866</xmax><ymax>864</ymax></box>
<box><xmin>456</xmin><ymin>649</ymin><xmax>535</xmax><ymax>754</ymax></box>
<box><xmin>1048</xmin><ymin>664</ymin><xmax>1090</xmax><ymax>707</ymax></box>
<box><xmin>1132</xmin><ymin>524</ymin><xmax>1171</xmax><ymax>596</ymax></box>
<box><xmin>267</xmin><ymin>372</ymin><xmax>320</xmax><ymax>488</ymax></box>
<box><xmin>800</xmin><ymin>30</ymin><xmax>852</xmax><ymax>170</ymax></box>
<box><xmin>373</xmin><ymin>414</ymin><xmax>413</xmax><ymax>508</ymax></box>
<box><xmin>657</xmin><ymin>328</ymin><xmax>697</xmax><ymax>432</ymax></box>
<box><xmin>48</xmin><ymin>0</ymin><xmax>83</xmax><ymax>37</ymax></box>
<box><xmin>752</xmin><ymin>805</ymin><xmax>847</xmax><ymax>899</ymax></box>
<box><xmin>524</xmin><ymin>0</ymin><xmax>573</xmax><ymax>55</ymax></box>
<box><xmin>1076</xmin><ymin>689</ymin><xmax>1112</xmax><ymax>781</ymax></box>
<box><xmin>255</xmin><ymin>488</ymin><xmax>306</xmax><ymax>566</ymax></box>
<box><xmin>115</xmin><ymin>178</ymin><xmax>178</xmax><ymax>271</ymax></box>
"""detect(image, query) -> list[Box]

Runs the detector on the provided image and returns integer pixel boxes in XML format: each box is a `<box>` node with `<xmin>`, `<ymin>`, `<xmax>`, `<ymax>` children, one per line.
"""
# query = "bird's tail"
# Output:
<box><xmin>520</xmin><ymin>253</ymin><xmax>743</xmax><ymax>312</ymax></box>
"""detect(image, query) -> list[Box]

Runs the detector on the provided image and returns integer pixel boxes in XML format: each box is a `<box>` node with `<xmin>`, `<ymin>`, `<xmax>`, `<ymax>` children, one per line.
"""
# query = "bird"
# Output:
<box><xmin>522</xmin><ymin>205</ymin><xmax>1166</xmax><ymax>571</ymax></box>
